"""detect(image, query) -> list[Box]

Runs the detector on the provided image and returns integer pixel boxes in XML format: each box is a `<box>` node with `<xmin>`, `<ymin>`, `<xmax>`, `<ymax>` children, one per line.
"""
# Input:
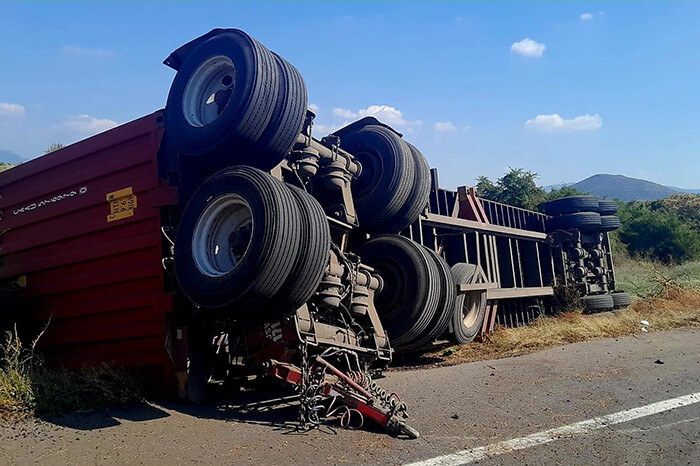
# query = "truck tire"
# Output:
<box><xmin>611</xmin><ymin>291</ymin><xmax>632</xmax><ymax>309</ymax></box>
<box><xmin>358</xmin><ymin>235</ymin><xmax>440</xmax><ymax>348</ymax></box>
<box><xmin>582</xmin><ymin>294</ymin><xmax>614</xmax><ymax>313</ymax></box>
<box><xmin>164</xmin><ymin>30</ymin><xmax>282</xmax><ymax>169</ymax></box>
<box><xmin>539</xmin><ymin>196</ymin><xmax>600</xmax><ymax>216</ymax></box>
<box><xmin>257</xmin><ymin>53</ymin><xmax>308</xmax><ymax>161</ymax></box>
<box><xmin>600</xmin><ymin>215</ymin><xmax>622</xmax><ymax>232</ymax></box>
<box><xmin>174</xmin><ymin>166</ymin><xmax>302</xmax><ymax>310</ymax></box>
<box><xmin>341</xmin><ymin>126</ymin><xmax>415</xmax><ymax>232</ymax></box>
<box><xmin>598</xmin><ymin>199</ymin><xmax>618</xmax><ymax>215</ymax></box>
<box><xmin>546</xmin><ymin>212</ymin><xmax>602</xmax><ymax>232</ymax></box>
<box><xmin>449</xmin><ymin>263</ymin><xmax>487</xmax><ymax>344</ymax></box>
<box><xmin>263</xmin><ymin>185</ymin><xmax>330</xmax><ymax>316</ymax></box>
<box><xmin>382</xmin><ymin>142</ymin><xmax>431</xmax><ymax>233</ymax></box>
<box><xmin>407</xmin><ymin>247</ymin><xmax>457</xmax><ymax>349</ymax></box>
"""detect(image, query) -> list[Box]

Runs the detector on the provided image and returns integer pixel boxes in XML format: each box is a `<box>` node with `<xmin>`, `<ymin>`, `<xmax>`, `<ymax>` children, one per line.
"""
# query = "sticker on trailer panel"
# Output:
<box><xmin>106</xmin><ymin>187</ymin><xmax>137</xmax><ymax>222</ymax></box>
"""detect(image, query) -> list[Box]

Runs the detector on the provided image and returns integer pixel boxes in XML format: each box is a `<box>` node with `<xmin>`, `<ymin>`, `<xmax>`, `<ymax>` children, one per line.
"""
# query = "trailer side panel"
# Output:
<box><xmin>0</xmin><ymin>112</ymin><xmax>174</xmax><ymax>382</ymax></box>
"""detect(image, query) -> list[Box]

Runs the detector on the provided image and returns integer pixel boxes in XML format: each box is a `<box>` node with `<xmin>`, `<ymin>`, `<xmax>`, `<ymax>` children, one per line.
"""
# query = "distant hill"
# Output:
<box><xmin>667</xmin><ymin>186</ymin><xmax>700</xmax><ymax>195</ymax></box>
<box><xmin>568</xmin><ymin>174</ymin><xmax>695</xmax><ymax>201</ymax></box>
<box><xmin>0</xmin><ymin>149</ymin><xmax>24</xmax><ymax>163</ymax></box>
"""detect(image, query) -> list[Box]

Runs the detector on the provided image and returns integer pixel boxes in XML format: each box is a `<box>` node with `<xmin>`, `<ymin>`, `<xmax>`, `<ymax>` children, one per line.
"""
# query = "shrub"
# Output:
<box><xmin>617</xmin><ymin>203</ymin><xmax>700</xmax><ymax>264</ymax></box>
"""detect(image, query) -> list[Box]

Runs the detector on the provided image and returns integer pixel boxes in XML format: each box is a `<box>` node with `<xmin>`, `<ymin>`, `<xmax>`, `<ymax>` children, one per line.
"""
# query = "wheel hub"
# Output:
<box><xmin>182</xmin><ymin>55</ymin><xmax>236</xmax><ymax>127</ymax></box>
<box><xmin>191</xmin><ymin>194</ymin><xmax>253</xmax><ymax>277</ymax></box>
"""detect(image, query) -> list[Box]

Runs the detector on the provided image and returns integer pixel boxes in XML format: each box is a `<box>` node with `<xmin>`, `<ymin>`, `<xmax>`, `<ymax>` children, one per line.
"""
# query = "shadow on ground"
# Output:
<box><xmin>37</xmin><ymin>386</ymin><xmax>381</xmax><ymax>437</ymax></box>
<box><xmin>42</xmin><ymin>403</ymin><xmax>171</xmax><ymax>430</ymax></box>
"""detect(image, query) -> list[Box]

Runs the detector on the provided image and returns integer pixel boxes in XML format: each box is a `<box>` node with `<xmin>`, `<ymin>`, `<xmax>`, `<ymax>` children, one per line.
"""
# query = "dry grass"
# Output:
<box><xmin>427</xmin><ymin>286</ymin><xmax>700</xmax><ymax>366</ymax></box>
<box><xmin>0</xmin><ymin>328</ymin><xmax>144</xmax><ymax>422</ymax></box>
<box><xmin>0</xmin><ymin>329</ymin><xmax>35</xmax><ymax>421</ymax></box>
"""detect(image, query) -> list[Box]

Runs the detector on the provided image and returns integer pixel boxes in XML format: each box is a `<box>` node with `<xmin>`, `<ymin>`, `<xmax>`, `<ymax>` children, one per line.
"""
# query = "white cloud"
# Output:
<box><xmin>333</xmin><ymin>105</ymin><xmax>416</xmax><ymax>127</ymax></box>
<box><xmin>525</xmin><ymin>113</ymin><xmax>602</xmax><ymax>131</ymax></box>
<box><xmin>60</xmin><ymin>45</ymin><xmax>115</xmax><ymax>58</ymax></box>
<box><xmin>308</xmin><ymin>103</ymin><xmax>319</xmax><ymax>112</ymax></box>
<box><xmin>333</xmin><ymin>107</ymin><xmax>357</xmax><ymax>119</ymax></box>
<box><xmin>434</xmin><ymin>121</ymin><xmax>457</xmax><ymax>132</ymax></box>
<box><xmin>55</xmin><ymin>115</ymin><xmax>118</xmax><ymax>134</ymax></box>
<box><xmin>358</xmin><ymin>105</ymin><xmax>410</xmax><ymax>126</ymax></box>
<box><xmin>317</xmin><ymin>104</ymin><xmax>421</xmax><ymax>136</ymax></box>
<box><xmin>510</xmin><ymin>38</ymin><xmax>546</xmax><ymax>58</ymax></box>
<box><xmin>0</xmin><ymin>103</ymin><xmax>26</xmax><ymax>117</ymax></box>
<box><xmin>580</xmin><ymin>13</ymin><xmax>594</xmax><ymax>21</ymax></box>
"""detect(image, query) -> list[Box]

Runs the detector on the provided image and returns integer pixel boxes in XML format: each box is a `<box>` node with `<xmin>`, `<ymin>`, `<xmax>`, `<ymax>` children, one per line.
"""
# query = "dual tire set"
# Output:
<box><xmin>165</xmin><ymin>29</ymin><xmax>308</xmax><ymax>171</ymax></box>
<box><xmin>359</xmin><ymin>236</ymin><xmax>487</xmax><ymax>349</ymax></box>
<box><xmin>165</xmin><ymin>29</ymin><xmax>333</xmax><ymax>317</ymax></box>
<box><xmin>541</xmin><ymin>196</ymin><xmax>621</xmax><ymax>233</ymax></box>
<box><xmin>166</xmin><ymin>30</ymin><xmax>439</xmax><ymax>336</ymax></box>
<box><xmin>341</xmin><ymin>126</ymin><xmax>432</xmax><ymax>234</ymax></box>
<box><xmin>540</xmin><ymin>196</ymin><xmax>631</xmax><ymax>313</ymax></box>
<box><xmin>174</xmin><ymin>166</ymin><xmax>331</xmax><ymax>316</ymax></box>
<box><xmin>581</xmin><ymin>292</ymin><xmax>632</xmax><ymax>313</ymax></box>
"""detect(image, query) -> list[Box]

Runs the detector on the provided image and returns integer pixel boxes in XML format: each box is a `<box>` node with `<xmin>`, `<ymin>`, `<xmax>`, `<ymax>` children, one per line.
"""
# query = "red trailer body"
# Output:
<box><xmin>0</xmin><ymin>111</ymin><xmax>177</xmax><ymax>385</ymax></box>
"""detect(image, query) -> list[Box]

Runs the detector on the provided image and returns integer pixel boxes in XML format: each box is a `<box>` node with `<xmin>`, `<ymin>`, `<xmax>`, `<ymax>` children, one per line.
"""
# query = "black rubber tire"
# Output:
<box><xmin>263</xmin><ymin>185</ymin><xmax>330</xmax><ymax>316</ymax></box>
<box><xmin>582</xmin><ymin>294</ymin><xmax>614</xmax><ymax>313</ymax></box>
<box><xmin>539</xmin><ymin>196</ymin><xmax>600</xmax><ymax>216</ymax></box>
<box><xmin>358</xmin><ymin>235</ymin><xmax>440</xmax><ymax>348</ymax></box>
<box><xmin>164</xmin><ymin>30</ymin><xmax>281</xmax><ymax>169</ymax></box>
<box><xmin>449</xmin><ymin>263</ymin><xmax>487</xmax><ymax>344</ymax></box>
<box><xmin>174</xmin><ymin>166</ymin><xmax>302</xmax><ymax>310</ymax></box>
<box><xmin>341</xmin><ymin>126</ymin><xmax>415</xmax><ymax>232</ymax></box>
<box><xmin>257</xmin><ymin>53</ymin><xmax>308</xmax><ymax>160</ymax></box>
<box><xmin>598</xmin><ymin>199</ymin><xmax>619</xmax><ymax>216</ymax></box>
<box><xmin>407</xmin><ymin>247</ymin><xmax>457</xmax><ymax>349</ymax></box>
<box><xmin>547</xmin><ymin>212</ymin><xmax>602</xmax><ymax>232</ymax></box>
<box><xmin>381</xmin><ymin>142</ymin><xmax>431</xmax><ymax>233</ymax></box>
<box><xmin>600</xmin><ymin>215</ymin><xmax>622</xmax><ymax>232</ymax></box>
<box><xmin>611</xmin><ymin>291</ymin><xmax>632</xmax><ymax>309</ymax></box>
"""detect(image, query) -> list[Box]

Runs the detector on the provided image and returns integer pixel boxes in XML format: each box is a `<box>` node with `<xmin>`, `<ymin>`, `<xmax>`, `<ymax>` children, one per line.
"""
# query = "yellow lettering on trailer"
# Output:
<box><xmin>106</xmin><ymin>187</ymin><xmax>138</xmax><ymax>222</ymax></box>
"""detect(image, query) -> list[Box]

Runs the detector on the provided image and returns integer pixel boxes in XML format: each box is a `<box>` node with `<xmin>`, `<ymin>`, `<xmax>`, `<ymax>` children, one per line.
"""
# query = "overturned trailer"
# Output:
<box><xmin>0</xmin><ymin>28</ymin><xmax>626</xmax><ymax>437</ymax></box>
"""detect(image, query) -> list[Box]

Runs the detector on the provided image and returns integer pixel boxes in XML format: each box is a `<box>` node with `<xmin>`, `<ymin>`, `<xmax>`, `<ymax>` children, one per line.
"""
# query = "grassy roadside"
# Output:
<box><xmin>0</xmin><ymin>328</ymin><xmax>144</xmax><ymax>422</ymax></box>
<box><xmin>427</xmin><ymin>260</ymin><xmax>700</xmax><ymax>366</ymax></box>
<box><xmin>2</xmin><ymin>258</ymin><xmax>698</xmax><ymax>420</ymax></box>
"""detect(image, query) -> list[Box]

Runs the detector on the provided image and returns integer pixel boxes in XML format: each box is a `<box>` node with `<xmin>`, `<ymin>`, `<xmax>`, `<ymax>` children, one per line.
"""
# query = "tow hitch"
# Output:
<box><xmin>269</xmin><ymin>352</ymin><xmax>419</xmax><ymax>439</ymax></box>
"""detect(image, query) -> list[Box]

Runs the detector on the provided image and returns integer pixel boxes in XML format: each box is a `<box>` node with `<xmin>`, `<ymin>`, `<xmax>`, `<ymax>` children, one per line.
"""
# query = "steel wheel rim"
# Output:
<box><xmin>462</xmin><ymin>292</ymin><xmax>481</xmax><ymax>328</ymax></box>
<box><xmin>182</xmin><ymin>55</ymin><xmax>236</xmax><ymax>127</ymax></box>
<box><xmin>192</xmin><ymin>194</ymin><xmax>253</xmax><ymax>277</ymax></box>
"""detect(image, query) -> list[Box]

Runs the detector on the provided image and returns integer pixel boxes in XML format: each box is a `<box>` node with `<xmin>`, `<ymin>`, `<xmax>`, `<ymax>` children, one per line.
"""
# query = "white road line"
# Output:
<box><xmin>405</xmin><ymin>391</ymin><xmax>700</xmax><ymax>466</ymax></box>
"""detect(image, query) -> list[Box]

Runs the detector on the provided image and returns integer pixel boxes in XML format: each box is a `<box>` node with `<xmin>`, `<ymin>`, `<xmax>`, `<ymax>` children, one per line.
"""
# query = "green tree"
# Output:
<box><xmin>44</xmin><ymin>143</ymin><xmax>64</xmax><ymax>154</ymax></box>
<box><xmin>617</xmin><ymin>202</ymin><xmax>700</xmax><ymax>264</ymax></box>
<box><xmin>476</xmin><ymin>168</ymin><xmax>548</xmax><ymax>210</ymax></box>
<box><xmin>649</xmin><ymin>193</ymin><xmax>700</xmax><ymax>235</ymax></box>
<box><xmin>546</xmin><ymin>185</ymin><xmax>586</xmax><ymax>201</ymax></box>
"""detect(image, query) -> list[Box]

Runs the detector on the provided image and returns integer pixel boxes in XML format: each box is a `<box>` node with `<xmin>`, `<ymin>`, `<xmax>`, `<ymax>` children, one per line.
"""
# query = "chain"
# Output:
<box><xmin>298</xmin><ymin>338</ymin><xmax>309</xmax><ymax>427</ymax></box>
<box><xmin>297</xmin><ymin>339</ymin><xmax>328</xmax><ymax>428</ymax></box>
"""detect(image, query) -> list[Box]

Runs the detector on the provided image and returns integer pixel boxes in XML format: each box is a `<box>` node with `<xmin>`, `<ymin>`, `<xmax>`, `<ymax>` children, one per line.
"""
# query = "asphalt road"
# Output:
<box><xmin>2</xmin><ymin>329</ymin><xmax>698</xmax><ymax>465</ymax></box>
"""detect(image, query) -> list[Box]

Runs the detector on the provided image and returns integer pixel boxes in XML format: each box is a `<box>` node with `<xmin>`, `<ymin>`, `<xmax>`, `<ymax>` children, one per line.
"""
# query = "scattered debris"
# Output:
<box><xmin>640</xmin><ymin>320</ymin><xmax>650</xmax><ymax>326</ymax></box>
<box><xmin>654</xmin><ymin>359</ymin><xmax>664</xmax><ymax>365</ymax></box>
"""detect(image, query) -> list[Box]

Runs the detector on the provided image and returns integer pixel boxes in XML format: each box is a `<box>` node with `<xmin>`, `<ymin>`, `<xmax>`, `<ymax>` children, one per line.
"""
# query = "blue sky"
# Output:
<box><xmin>1</xmin><ymin>2</ymin><xmax>699</xmax><ymax>189</ymax></box>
